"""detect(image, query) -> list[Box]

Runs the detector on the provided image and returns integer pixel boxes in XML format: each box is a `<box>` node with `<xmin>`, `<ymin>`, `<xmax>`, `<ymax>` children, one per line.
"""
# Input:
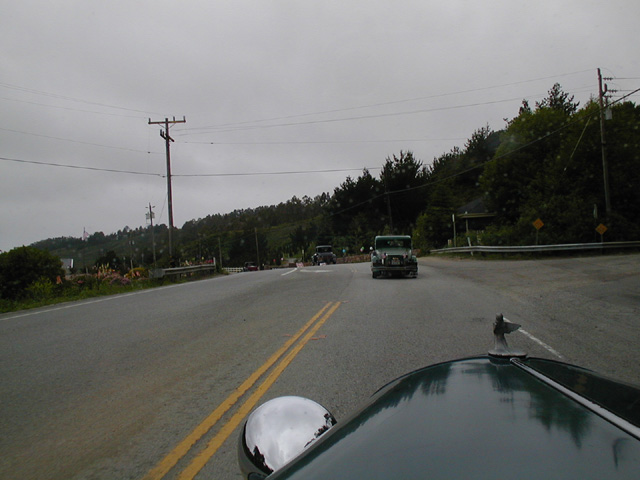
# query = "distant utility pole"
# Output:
<box><xmin>597</xmin><ymin>68</ymin><xmax>611</xmax><ymax>218</ymax></box>
<box><xmin>148</xmin><ymin>116</ymin><xmax>186</xmax><ymax>258</ymax></box>
<box><xmin>255</xmin><ymin>227</ymin><xmax>260</xmax><ymax>267</ymax></box>
<box><xmin>146</xmin><ymin>203</ymin><xmax>157</xmax><ymax>267</ymax></box>
<box><xmin>382</xmin><ymin>173</ymin><xmax>394</xmax><ymax>233</ymax></box>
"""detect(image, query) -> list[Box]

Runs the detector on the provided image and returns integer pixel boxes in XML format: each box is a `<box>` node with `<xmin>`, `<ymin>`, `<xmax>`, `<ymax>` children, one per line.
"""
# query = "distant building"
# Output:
<box><xmin>60</xmin><ymin>258</ymin><xmax>74</xmax><ymax>273</ymax></box>
<box><xmin>457</xmin><ymin>198</ymin><xmax>495</xmax><ymax>233</ymax></box>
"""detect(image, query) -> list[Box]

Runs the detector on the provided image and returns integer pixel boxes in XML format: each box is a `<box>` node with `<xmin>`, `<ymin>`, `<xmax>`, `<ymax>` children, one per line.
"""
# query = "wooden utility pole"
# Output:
<box><xmin>146</xmin><ymin>203</ymin><xmax>157</xmax><ymax>267</ymax></box>
<box><xmin>382</xmin><ymin>171</ymin><xmax>394</xmax><ymax>233</ymax></box>
<box><xmin>148</xmin><ymin>116</ymin><xmax>186</xmax><ymax>259</ymax></box>
<box><xmin>597</xmin><ymin>69</ymin><xmax>611</xmax><ymax>218</ymax></box>
<box><xmin>255</xmin><ymin>227</ymin><xmax>260</xmax><ymax>267</ymax></box>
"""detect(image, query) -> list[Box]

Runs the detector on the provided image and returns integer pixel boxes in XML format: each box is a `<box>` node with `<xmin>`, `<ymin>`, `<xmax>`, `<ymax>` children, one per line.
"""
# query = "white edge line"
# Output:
<box><xmin>281</xmin><ymin>268</ymin><xmax>298</xmax><ymax>276</ymax></box>
<box><xmin>0</xmin><ymin>282</ymin><xmax>186</xmax><ymax>321</ymax></box>
<box><xmin>518</xmin><ymin>328</ymin><xmax>564</xmax><ymax>359</ymax></box>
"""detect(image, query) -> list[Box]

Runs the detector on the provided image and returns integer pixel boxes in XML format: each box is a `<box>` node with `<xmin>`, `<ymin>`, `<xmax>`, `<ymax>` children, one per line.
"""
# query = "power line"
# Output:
<box><xmin>0</xmin><ymin>127</ymin><xmax>163</xmax><ymax>155</ymax></box>
<box><xmin>0</xmin><ymin>156</ymin><xmax>163</xmax><ymax>176</ymax></box>
<box><xmin>180</xmin><ymin>84</ymin><xmax>595</xmax><ymax>137</ymax></box>
<box><xmin>179</xmin><ymin>138</ymin><xmax>465</xmax><ymax>145</ymax></box>
<box><xmin>178</xmin><ymin>95</ymin><xmax>533</xmax><ymax>136</ymax></box>
<box><xmin>212</xmin><ymin>85</ymin><xmax>591</xmax><ymax>135</ymax></box>
<box><xmin>172</xmin><ymin>167</ymin><xmax>381</xmax><ymax>178</ymax></box>
<box><xmin>177</xmin><ymin>69</ymin><xmax>593</xmax><ymax>135</ymax></box>
<box><xmin>0</xmin><ymin>96</ymin><xmax>148</xmax><ymax>119</ymax></box>
<box><xmin>0</xmin><ymin>155</ymin><xmax>380</xmax><ymax>178</ymax></box>
<box><xmin>6</xmin><ymin>88</ymin><xmax>637</xmax><ymax>183</ymax></box>
<box><xmin>0</xmin><ymin>82</ymin><xmax>161</xmax><ymax>116</ymax></box>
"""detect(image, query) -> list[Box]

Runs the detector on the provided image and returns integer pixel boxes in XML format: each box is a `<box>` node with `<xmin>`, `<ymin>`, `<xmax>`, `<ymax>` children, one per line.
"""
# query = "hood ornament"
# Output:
<box><xmin>489</xmin><ymin>314</ymin><xmax>527</xmax><ymax>358</ymax></box>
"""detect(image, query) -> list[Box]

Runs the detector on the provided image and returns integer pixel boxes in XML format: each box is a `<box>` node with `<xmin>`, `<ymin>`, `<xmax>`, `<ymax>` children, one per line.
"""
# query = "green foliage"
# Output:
<box><xmin>412</xmin><ymin>125</ymin><xmax>501</xmax><ymax>250</ymax></box>
<box><xmin>94</xmin><ymin>250</ymin><xmax>125</xmax><ymax>272</ymax></box>
<box><xmin>327</xmin><ymin>169</ymin><xmax>386</xmax><ymax>237</ymax></box>
<box><xmin>381</xmin><ymin>151</ymin><xmax>429</xmax><ymax>233</ymax></box>
<box><xmin>70</xmin><ymin>273</ymin><xmax>101</xmax><ymax>291</ymax></box>
<box><xmin>413</xmin><ymin>180</ymin><xmax>457</xmax><ymax>250</ymax></box>
<box><xmin>227</xmin><ymin>228</ymin><xmax>268</xmax><ymax>267</ymax></box>
<box><xmin>480</xmin><ymin>223</ymin><xmax>529</xmax><ymax>246</ymax></box>
<box><xmin>127</xmin><ymin>267</ymin><xmax>149</xmax><ymax>279</ymax></box>
<box><xmin>25</xmin><ymin>277</ymin><xmax>57</xmax><ymax>300</ymax></box>
<box><xmin>0</xmin><ymin>246</ymin><xmax>65</xmax><ymax>300</ymax></box>
<box><xmin>327</xmin><ymin>152</ymin><xmax>431</xmax><ymax>253</ymax></box>
<box><xmin>535</xmin><ymin>83</ymin><xmax>580</xmax><ymax>115</ymax></box>
<box><xmin>480</xmin><ymin>86</ymin><xmax>640</xmax><ymax>245</ymax></box>
<box><xmin>604</xmin><ymin>102</ymin><xmax>640</xmax><ymax>234</ymax></box>
<box><xmin>289</xmin><ymin>224</ymin><xmax>315</xmax><ymax>259</ymax></box>
<box><xmin>482</xmin><ymin>105</ymin><xmax>571</xmax><ymax>224</ymax></box>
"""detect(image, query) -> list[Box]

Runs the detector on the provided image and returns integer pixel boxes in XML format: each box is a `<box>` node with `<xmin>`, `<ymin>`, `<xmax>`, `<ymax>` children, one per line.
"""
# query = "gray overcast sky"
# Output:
<box><xmin>1</xmin><ymin>0</ymin><xmax>639</xmax><ymax>252</ymax></box>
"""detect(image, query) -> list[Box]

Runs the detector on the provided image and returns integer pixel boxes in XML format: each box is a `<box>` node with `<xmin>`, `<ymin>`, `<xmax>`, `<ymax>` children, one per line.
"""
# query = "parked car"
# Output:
<box><xmin>239</xmin><ymin>315</ymin><xmax>640</xmax><ymax>479</ymax></box>
<box><xmin>311</xmin><ymin>246</ymin><xmax>336</xmax><ymax>265</ymax></box>
<box><xmin>370</xmin><ymin>235</ymin><xmax>418</xmax><ymax>278</ymax></box>
<box><xmin>243</xmin><ymin>262</ymin><xmax>259</xmax><ymax>272</ymax></box>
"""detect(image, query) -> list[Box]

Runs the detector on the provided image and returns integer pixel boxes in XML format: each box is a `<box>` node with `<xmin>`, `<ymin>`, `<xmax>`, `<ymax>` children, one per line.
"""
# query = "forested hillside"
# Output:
<box><xmin>32</xmin><ymin>84</ymin><xmax>640</xmax><ymax>270</ymax></box>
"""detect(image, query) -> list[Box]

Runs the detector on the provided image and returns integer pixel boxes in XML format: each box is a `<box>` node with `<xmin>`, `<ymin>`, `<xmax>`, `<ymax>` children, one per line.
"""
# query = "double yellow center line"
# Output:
<box><xmin>143</xmin><ymin>301</ymin><xmax>341</xmax><ymax>480</ymax></box>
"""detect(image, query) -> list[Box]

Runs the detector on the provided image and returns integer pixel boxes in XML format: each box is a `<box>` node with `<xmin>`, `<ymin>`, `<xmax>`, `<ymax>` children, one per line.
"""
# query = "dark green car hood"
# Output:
<box><xmin>270</xmin><ymin>356</ymin><xmax>640</xmax><ymax>479</ymax></box>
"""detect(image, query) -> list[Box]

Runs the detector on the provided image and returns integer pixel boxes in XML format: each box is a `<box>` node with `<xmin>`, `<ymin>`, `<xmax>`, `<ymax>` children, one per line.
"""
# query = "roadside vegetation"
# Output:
<box><xmin>0</xmin><ymin>246</ymin><xmax>221</xmax><ymax>313</ymax></box>
<box><xmin>4</xmin><ymin>84</ymin><xmax>639</xmax><ymax>311</ymax></box>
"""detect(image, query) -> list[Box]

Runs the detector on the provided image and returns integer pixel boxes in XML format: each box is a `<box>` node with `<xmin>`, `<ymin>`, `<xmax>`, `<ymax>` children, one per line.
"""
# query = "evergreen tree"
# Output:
<box><xmin>380</xmin><ymin>151</ymin><xmax>428</xmax><ymax>233</ymax></box>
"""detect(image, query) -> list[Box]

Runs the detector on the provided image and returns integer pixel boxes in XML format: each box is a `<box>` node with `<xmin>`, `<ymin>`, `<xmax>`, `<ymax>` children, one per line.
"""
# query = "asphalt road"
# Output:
<box><xmin>1</xmin><ymin>253</ymin><xmax>638</xmax><ymax>479</ymax></box>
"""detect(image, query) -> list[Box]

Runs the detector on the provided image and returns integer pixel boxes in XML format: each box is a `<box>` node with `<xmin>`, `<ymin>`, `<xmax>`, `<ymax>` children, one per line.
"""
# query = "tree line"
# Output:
<box><xmin>24</xmin><ymin>84</ymin><xmax>640</xmax><ymax>270</ymax></box>
<box><xmin>326</xmin><ymin>83</ymin><xmax>639</xmax><ymax>251</ymax></box>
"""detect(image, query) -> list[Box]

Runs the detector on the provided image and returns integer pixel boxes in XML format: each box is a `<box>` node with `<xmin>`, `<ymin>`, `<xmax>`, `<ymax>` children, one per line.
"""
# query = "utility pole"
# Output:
<box><xmin>255</xmin><ymin>227</ymin><xmax>260</xmax><ymax>267</ymax></box>
<box><xmin>597</xmin><ymin>68</ymin><xmax>612</xmax><ymax>218</ymax></box>
<box><xmin>148</xmin><ymin>116</ymin><xmax>186</xmax><ymax>259</ymax></box>
<box><xmin>382</xmin><ymin>172</ymin><xmax>394</xmax><ymax>233</ymax></box>
<box><xmin>146</xmin><ymin>203</ymin><xmax>157</xmax><ymax>267</ymax></box>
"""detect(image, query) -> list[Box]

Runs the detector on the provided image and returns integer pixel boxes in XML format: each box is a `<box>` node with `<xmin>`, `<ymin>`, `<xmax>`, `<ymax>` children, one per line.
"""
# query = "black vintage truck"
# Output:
<box><xmin>311</xmin><ymin>246</ymin><xmax>337</xmax><ymax>265</ymax></box>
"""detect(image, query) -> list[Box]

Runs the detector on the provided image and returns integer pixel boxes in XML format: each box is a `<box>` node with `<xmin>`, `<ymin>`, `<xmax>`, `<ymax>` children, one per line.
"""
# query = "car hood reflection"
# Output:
<box><xmin>269</xmin><ymin>357</ymin><xmax>640</xmax><ymax>479</ymax></box>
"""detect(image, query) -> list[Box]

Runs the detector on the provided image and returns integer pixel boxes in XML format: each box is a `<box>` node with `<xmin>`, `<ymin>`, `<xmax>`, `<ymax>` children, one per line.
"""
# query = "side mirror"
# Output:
<box><xmin>238</xmin><ymin>396</ymin><xmax>336</xmax><ymax>478</ymax></box>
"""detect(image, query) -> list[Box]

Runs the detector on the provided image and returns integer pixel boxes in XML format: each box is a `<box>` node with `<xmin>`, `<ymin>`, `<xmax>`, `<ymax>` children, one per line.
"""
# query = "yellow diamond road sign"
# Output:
<box><xmin>596</xmin><ymin>224</ymin><xmax>608</xmax><ymax>235</ymax></box>
<box><xmin>533</xmin><ymin>218</ymin><xmax>544</xmax><ymax>230</ymax></box>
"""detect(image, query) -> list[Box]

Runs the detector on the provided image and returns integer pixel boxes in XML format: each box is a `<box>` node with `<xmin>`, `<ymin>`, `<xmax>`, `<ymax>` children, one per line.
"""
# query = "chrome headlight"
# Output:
<box><xmin>239</xmin><ymin>396</ymin><xmax>336</xmax><ymax>478</ymax></box>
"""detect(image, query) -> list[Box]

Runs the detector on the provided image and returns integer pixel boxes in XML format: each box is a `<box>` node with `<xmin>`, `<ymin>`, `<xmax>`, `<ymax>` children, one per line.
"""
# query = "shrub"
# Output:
<box><xmin>26</xmin><ymin>277</ymin><xmax>56</xmax><ymax>300</ymax></box>
<box><xmin>69</xmin><ymin>274</ymin><xmax>101</xmax><ymax>291</ymax></box>
<box><xmin>101</xmin><ymin>273</ymin><xmax>131</xmax><ymax>287</ymax></box>
<box><xmin>126</xmin><ymin>267</ymin><xmax>149</xmax><ymax>279</ymax></box>
<box><xmin>0</xmin><ymin>246</ymin><xmax>65</xmax><ymax>300</ymax></box>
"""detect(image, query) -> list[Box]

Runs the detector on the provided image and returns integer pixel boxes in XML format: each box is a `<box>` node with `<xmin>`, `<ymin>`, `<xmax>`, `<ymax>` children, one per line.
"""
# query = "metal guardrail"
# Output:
<box><xmin>430</xmin><ymin>241</ymin><xmax>640</xmax><ymax>255</ymax></box>
<box><xmin>150</xmin><ymin>264</ymin><xmax>217</xmax><ymax>278</ymax></box>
